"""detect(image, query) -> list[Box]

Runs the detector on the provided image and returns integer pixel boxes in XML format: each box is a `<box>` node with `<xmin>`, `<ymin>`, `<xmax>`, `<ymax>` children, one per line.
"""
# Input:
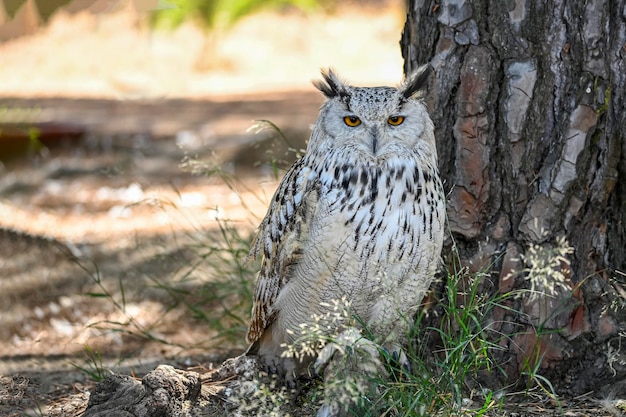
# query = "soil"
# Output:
<box><xmin>0</xmin><ymin>2</ymin><xmax>622</xmax><ymax>416</ymax></box>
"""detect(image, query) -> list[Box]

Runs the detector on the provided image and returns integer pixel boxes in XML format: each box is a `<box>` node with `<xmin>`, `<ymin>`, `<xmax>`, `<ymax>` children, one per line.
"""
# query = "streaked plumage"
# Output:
<box><xmin>246</xmin><ymin>66</ymin><xmax>445</xmax><ymax>379</ymax></box>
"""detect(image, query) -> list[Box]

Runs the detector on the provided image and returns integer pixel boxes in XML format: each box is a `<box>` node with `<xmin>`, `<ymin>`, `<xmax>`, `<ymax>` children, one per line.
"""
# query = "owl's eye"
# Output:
<box><xmin>387</xmin><ymin>116</ymin><xmax>405</xmax><ymax>126</ymax></box>
<box><xmin>343</xmin><ymin>116</ymin><xmax>361</xmax><ymax>127</ymax></box>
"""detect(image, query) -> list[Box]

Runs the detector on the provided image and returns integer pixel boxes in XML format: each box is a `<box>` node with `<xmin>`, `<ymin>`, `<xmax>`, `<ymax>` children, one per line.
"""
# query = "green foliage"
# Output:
<box><xmin>69</xmin><ymin>345</ymin><xmax>107</xmax><ymax>382</ymax></box>
<box><xmin>340</xmin><ymin>239</ymin><xmax>573</xmax><ymax>416</ymax></box>
<box><xmin>151</xmin><ymin>0</ymin><xmax>329</xmax><ymax>32</ymax></box>
<box><xmin>358</xmin><ymin>267</ymin><xmax>510</xmax><ymax>417</ymax></box>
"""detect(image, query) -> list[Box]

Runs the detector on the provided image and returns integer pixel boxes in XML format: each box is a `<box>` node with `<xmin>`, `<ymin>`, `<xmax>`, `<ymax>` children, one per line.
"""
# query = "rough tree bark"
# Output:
<box><xmin>401</xmin><ymin>0</ymin><xmax>626</xmax><ymax>395</ymax></box>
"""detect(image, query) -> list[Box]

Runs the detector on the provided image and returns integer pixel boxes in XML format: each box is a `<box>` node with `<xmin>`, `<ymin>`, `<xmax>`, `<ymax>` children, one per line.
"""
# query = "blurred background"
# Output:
<box><xmin>0</xmin><ymin>0</ymin><xmax>405</xmax><ymax>412</ymax></box>
<box><xmin>0</xmin><ymin>0</ymin><xmax>404</xmax><ymax>96</ymax></box>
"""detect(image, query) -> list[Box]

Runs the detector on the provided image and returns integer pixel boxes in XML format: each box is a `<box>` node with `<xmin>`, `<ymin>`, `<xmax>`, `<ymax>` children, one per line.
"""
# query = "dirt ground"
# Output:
<box><xmin>0</xmin><ymin>2</ymin><xmax>623</xmax><ymax>416</ymax></box>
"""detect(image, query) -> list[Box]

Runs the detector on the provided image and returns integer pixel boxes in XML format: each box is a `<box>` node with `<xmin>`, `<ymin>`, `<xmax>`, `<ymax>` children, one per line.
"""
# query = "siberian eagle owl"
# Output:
<box><xmin>245</xmin><ymin>65</ymin><xmax>445</xmax><ymax>380</ymax></box>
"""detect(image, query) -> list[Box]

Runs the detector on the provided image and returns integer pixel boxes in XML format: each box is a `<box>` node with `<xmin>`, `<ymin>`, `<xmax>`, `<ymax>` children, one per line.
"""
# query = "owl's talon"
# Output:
<box><xmin>384</xmin><ymin>344</ymin><xmax>411</xmax><ymax>376</ymax></box>
<box><xmin>285</xmin><ymin>374</ymin><xmax>297</xmax><ymax>389</ymax></box>
<box><xmin>314</xmin><ymin>342</ymin><xmax>337</xmax><ymax>375</ymax></box>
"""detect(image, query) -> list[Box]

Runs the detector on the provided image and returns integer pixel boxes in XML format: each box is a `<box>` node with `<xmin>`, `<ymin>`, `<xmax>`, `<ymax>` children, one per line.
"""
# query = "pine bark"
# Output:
<box><xmin>401</xmin><ymin>0</ymin><xmax>626</xmax><ymax>395</ymax></box>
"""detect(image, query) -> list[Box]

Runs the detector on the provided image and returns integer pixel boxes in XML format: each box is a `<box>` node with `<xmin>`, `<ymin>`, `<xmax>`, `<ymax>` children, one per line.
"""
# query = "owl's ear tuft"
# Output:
<box><xmin>313</xmin><ymin>68</ymin><xmax>350</xmax><ymax>99</ymax></box>
<box><xmin>401</xmin><ymin>64</ymin><xmax>432</xmax><ymax>99</ymax></box>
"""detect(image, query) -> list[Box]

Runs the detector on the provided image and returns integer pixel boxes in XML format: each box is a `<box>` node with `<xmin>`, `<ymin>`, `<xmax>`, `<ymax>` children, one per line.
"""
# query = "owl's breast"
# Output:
<box><xmin>313</xmin><ymin>159</ymin><xmax>444</xmax><ymax>278</ymax></box>
<box><xmin>274</xmin><ymin>158</ymin><xmax>444</xmax><ymax>340</ymax></box>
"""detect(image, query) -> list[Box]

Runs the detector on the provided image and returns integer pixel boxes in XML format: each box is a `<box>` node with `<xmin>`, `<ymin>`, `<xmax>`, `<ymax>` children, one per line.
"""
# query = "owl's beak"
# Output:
<box><xmin>370</xmin><ymin>127</ymin><xmax>380</xmax><ymax>155</ymax></box>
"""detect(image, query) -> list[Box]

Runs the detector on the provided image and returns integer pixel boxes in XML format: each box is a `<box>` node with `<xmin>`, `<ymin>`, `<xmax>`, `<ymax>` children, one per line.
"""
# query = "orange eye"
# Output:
<box><xmin>388</xmin><ymin>116</ymin><xmax>405</xmax><ymax>126</ymax></box>
<box><xmin>343</xmin><ymin>116</ymin><xmax>361</xmax><ymax>127</ymax></box>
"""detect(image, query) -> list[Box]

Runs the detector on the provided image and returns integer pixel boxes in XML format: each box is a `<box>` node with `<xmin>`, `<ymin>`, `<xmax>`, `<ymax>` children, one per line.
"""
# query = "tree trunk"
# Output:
<box><xmin>401</xmin><ymin>0</ymin><xmax>626</xmax><ymax>395</ymax></box>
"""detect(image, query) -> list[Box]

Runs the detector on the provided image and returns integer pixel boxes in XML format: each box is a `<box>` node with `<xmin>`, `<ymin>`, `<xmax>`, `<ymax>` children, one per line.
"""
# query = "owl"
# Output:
<box><xmin>245</xmin><ymin>65</ymin><xmax>445</xmax><ymax>381</ymax></box>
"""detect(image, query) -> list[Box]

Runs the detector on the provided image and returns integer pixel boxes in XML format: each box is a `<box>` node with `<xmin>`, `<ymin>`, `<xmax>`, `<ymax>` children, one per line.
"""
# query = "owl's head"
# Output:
<box><xmin>310</xmin><ymin>65</ymin><xmax>435</xmax><ymax>161</ymax></box>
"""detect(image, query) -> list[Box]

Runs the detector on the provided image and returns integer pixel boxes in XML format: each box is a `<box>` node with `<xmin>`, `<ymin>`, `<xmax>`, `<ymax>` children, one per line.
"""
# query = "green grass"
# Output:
<box><xmin>290</xmin><ymin>265</ymin><xmax>513</xmax><ymax>417</ymax></box>
<box><xmin>266</xmin><ymin>241</ymin><xmax>568</xmax><ymax>416</ymax></box>
<box><xmin>69</xmin><ymin>345</ymin><xmax>107</xmax><ymax>382</ymax></box>
<box><xmin>359</xmin><ymin>266</ymin><xmax>512</xmax><ymax>417</ymax></box>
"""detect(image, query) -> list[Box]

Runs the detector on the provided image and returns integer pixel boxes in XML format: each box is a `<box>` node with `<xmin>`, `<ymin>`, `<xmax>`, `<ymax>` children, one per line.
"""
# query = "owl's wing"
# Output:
<box><xmin>246</xmin><ymin>158</ymin><xmax>319</xmax><ymax>344</ymax></box>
